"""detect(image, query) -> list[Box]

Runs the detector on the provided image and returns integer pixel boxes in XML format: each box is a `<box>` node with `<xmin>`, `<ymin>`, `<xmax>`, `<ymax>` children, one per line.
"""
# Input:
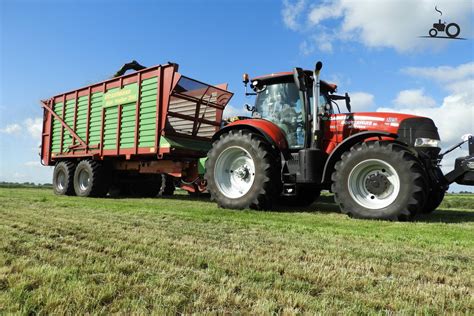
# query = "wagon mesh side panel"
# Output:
<box><xmin>167</xmin><ymin>97</ymin><xmax>196</xmax><ymax>135</ymax></box>
<box><xmin>61</xmin><ymin>98</ymin><xmax>76</xmax><ymax>151</ymax></box>
<box><xmin>165</xmin><ymin>76</ymin><xmax>231</xmax><ymax>141</ymax></box>
<box><xmin>197</xmin><ymin>104</ymin><xmax>218</xmax><ymax>138</ymax></box>
<box><xmin>138</xmin><ymin>77</ymin><xmax>158</xmax><ymax>148</ymax></box>
<box><xmin>103</xmin><ymin>91</ymin><xmax>118</xmax><ymax>150</ymax></box>
<box><xmin>88</xmin><ymin>92</ymin><xmax>103</xmax><ymax>146</ymax></box>
<box><xmin>51</xmin><ymin>102</ymin><xmax>63</xmax><ymax>154</ymax></box>
<box><xmin>119</xmin><ymin>102</ymin><xmax>136</xmax><ymax>149</ymax></box>
<box><xmin>75</xmin><ymin>95</ymin><xmax>89</xmax><ymax>141</ymax></box>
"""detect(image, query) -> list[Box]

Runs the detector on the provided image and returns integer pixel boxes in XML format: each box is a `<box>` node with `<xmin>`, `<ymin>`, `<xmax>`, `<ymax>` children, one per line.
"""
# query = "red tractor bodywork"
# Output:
<box><xmin>220</xmin><ymin>112</ymin><xmax>418</xmax><ymax>156</ymax></box>
<box><xmin>321</xmin><ymin>112</ymin><xmax>419</xmax><ymax>154</ymax></box>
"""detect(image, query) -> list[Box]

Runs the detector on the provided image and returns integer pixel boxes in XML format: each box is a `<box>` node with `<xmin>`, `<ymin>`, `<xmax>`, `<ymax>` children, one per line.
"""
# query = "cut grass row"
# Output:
<box><xmin>0</xmin><ymin>188</ymin><xmax>473</xmax><ymax>314</ymax></box>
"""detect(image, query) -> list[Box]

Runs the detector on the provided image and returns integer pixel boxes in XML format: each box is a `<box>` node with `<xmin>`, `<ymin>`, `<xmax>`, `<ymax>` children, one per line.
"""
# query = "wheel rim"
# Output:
<box><xmin>214</xmin><ymin>146</ymin><xmax>256</xmax><ymax>199</ymax></box>
<box><xmin>56</xmin><ymin>170</ymin><xmax>66</xmax><ymax>191</ymax></box>
<box><xmin>347</xmin><ymin>159</ymin><xmax>400</xmax><ymax>209</ymax></box>
<box><xmin>78</xmin><ymin>169</ymin><xmax>91</xmax><ymax>192</ymax></box>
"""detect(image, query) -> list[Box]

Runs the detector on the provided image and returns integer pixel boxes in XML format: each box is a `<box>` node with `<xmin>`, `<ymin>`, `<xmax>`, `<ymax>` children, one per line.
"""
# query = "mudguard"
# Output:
<box><xmin>213</xmin><ymin>119</ymin><xmax>290</xmax><ymax>158</ymax></box>
<box><xmin>321</xmin><ymin>131</ymin><xmax>399</xmax><ymax>184</ymax></box>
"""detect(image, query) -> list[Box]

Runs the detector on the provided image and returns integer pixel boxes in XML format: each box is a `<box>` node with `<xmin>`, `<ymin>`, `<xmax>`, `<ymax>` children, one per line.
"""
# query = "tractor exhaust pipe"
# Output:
<box><xmin>312</xmin><ymin>61</ymin><xmax>323</xmax><ymax>148</ymax></box>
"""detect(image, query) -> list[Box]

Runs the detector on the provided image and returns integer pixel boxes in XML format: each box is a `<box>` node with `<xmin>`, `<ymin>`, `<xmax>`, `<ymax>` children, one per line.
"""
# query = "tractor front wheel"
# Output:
<box><xmin>331</xmin><ymin>141</ymin><xmax>427</xmax><ymax>220</ymax></box>
<box><xmin>205</xmin><ymin>130</ymin><xmax>280</xmax><ymax>210</ymax></box>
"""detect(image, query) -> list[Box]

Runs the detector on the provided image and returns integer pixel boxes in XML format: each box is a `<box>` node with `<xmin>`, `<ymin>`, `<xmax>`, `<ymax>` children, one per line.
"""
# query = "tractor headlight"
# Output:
<box><xmin>414</xmin><ymin>138</ymin><xmax>440</xmax><ymax>148</ymax></box>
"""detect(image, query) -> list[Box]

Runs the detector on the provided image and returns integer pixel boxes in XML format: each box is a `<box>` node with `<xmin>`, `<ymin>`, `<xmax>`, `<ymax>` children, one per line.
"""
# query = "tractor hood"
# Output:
<box><xmin>330</xmin><ymin>112</ymin><xmax>440</xmax><ymax>147</ymax></box>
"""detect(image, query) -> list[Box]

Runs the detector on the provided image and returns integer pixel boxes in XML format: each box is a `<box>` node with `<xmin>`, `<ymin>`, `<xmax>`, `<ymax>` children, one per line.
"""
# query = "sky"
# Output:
<box><xmin>0</xmin><ymin>0</ymin><xmax>473</xmax><ymax>191</ymax></box>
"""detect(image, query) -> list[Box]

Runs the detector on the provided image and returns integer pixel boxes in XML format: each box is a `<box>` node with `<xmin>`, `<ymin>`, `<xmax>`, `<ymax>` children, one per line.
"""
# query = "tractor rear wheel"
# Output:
<box><xmin>53</xmin><ymin>161</ymin><xmax>76</xmax><ymax>196</ymax></box>
<box><xmin>73</xmin><ymin>160</ymin><xmax>110</xmax><ymax>197</ymax></box>
<box><xmin>331</xmin><ymin>141</ymin><xmax>427</xmax><ymax>220</ymax></box>
<box><xmin>205</xmin><ymin>129</ymin><xmax>280</xmax><ymax>210</ymax></box>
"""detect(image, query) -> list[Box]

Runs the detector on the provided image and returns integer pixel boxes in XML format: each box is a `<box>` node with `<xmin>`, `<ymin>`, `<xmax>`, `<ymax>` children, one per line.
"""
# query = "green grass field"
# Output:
<box><xmin>0</xmin><ymin>188</ymin><xmax>473</xmax><ymax>314</ymax></box>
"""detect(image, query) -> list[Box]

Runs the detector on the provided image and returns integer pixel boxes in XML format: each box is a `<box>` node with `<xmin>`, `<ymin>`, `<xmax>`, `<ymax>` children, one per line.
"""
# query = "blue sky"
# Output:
<box><xmin>0</xmin><ymin>0</ymin><xmax>473</xmax><ymax>191</ymax></box>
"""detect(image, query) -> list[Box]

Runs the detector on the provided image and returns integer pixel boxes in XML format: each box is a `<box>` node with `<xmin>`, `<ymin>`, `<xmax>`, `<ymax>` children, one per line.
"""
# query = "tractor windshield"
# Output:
<box><xmin>254</xmin><ymin>82</ymin><xmax>305</xmax><ymax>148</ymax></box>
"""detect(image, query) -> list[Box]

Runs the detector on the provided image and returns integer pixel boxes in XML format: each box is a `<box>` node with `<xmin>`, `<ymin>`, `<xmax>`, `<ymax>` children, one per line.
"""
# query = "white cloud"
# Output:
<box><xmin>24</xmin><ymin>117</ymin><xmax>43</xmax><ymax>140</ymax></box>
<box><xmin>282</xmin><ymin>0</ymin><xmax>306</xmax><ymax>31</ymax></box>
<box><xmin>0</xmin><ymin>117</ymin><xmax>43</xmax><ymax>140</ymax></box>
<box><xmin>402</xmin><ymin>62</ymin><xmax>474</xmax><ymax>83</ymax></box>
<box><xmin>393</xmin><ymin>89</ymin><xmax>436</xmax><ymax>108</ymax></box>
<box><xmin>350</xmin><ymin>92</ymin><xmax>375</xmax><ymax>111</ymax></box>
<box><xmin>284</xmin><ymin>0</ymin><xmax>473</xmax><ymax>53</ymax></box>
<box><xmin>308</xmin><ymin>1</ymin><xmax>343</xmax><ymax>25</ymax></box>
<box><xmin>0</xmin><ymin>123</ymin><xmax>22</xmax><ymax>135</ymax></box>
<box><xmin>299</xmin><ymin>33</ymin><xmax>334</xmax><ymax>55</ymax></box>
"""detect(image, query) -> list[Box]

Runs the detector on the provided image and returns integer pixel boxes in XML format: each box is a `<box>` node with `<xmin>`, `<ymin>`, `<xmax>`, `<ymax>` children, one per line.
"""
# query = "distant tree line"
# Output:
<box><xmin>0</xmin><ymin>182</ymin><xmax>53</xmax><ymax>188</ymax></box>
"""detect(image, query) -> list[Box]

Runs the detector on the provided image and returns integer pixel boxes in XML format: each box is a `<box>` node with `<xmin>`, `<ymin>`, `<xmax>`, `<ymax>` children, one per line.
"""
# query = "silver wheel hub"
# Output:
<box><xmin>214</xmin><ymin>146</ymin><xmax>256</xmax><ymax>199</ymax></box>
<box><xmin>348</xmin><ymin>159</ymin><xmax>400</xmax><ymax>209</ymax></box>
<box><xmin>57</xmin><ymin>170</ymin><xmax>66</xmax><ymax>190</ymax></box>
<box><xmin>78</xmin><ymin>169</ymin><xmax>91</xmax><ymax>191</ymax></box>
<box><xmin>235</xmin><ymin>165</ymin><xmax>250</xmax><ymax>180</ymax></box>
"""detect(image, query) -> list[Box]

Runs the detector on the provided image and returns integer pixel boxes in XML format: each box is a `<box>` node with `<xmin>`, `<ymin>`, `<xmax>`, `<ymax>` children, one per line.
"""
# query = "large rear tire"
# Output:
<box><xmin>331</xmin><ymin>141</ymin><xmax>427</xmax><ymax>220</ymax></box>
<box><xmin>73</xmin><ymin>160</ymin><xmax>109</xmax><ymax>197</ymax></box>
<box><xmin>53</xmin><ymin>161</ymin><xmax>76</xmax><ymax>196</ymax></box>
<box><xmin>205</xmin><ymin>129</ymin><xmax>280</xmax><ymax>210</ymax></box>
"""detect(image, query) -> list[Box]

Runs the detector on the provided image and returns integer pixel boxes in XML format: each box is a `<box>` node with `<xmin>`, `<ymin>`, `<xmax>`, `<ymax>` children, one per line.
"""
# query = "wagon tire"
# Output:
<box><xmin>331</xmin><ymin>141</ymin><xmax>427</xmax><ymax>221</ymax></box>
<box><xmin>159</xmin><ymin>174</ymin><xmax>175</xmax><ymax>196</ymax></box>
<box><xmin>53</xmin><ymin>161</ymin><xmax>76</xmax><ymax>196</ymax></box>
<box><xmin>205</xmin><ymin>129</ymin><xmax>280</xmax><ymax>210</ymax></box>
<box><xmin>73</xmin><ymin>160</ymin><xmax>110</xmax><ymax>197</ymax></box>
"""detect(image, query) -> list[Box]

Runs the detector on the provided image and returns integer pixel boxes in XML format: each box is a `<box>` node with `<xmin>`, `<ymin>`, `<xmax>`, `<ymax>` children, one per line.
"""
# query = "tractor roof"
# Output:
<box><xmin>251</xmin><ymin>70</ymin><xmax>337</xmax><ymax>93</ymax></box>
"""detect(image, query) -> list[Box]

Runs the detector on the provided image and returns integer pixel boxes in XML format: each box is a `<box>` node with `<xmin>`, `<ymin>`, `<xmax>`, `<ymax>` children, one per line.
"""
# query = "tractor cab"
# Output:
<box><xmin>243</xmin><ymin>70</ymin><xmax>343</xmax><ymax>149</ymax></box>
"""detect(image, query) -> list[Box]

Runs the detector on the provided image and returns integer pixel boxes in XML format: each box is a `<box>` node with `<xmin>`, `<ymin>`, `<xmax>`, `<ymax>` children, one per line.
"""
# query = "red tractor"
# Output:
<box><xmin>204</xmin><ymin>61</ymin><xmax>474</xmax><ymax>220</ymax></box>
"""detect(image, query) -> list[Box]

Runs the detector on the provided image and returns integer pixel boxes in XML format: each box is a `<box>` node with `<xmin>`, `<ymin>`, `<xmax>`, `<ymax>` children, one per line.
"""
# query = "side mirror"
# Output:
<box><xmin>293</xmin><ymin>67</ymin><xmax>307</xmax><ymax>91</ymax></box>
<box><xmin>244</xmin><ymin>103</ymin><xmax>255</xmax><ymax>112</ymax></box>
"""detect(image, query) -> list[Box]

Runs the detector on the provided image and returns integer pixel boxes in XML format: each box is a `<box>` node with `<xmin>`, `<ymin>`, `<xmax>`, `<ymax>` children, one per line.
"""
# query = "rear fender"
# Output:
<box><xmin>322</xmin><ymin>131</ymin><xmax>399</xmax><ymax>184</ymax></box>
<box><xmin>213</xmin><ymin>119</ymin><xmax>290</xmax><ymax>159</ymax></box>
